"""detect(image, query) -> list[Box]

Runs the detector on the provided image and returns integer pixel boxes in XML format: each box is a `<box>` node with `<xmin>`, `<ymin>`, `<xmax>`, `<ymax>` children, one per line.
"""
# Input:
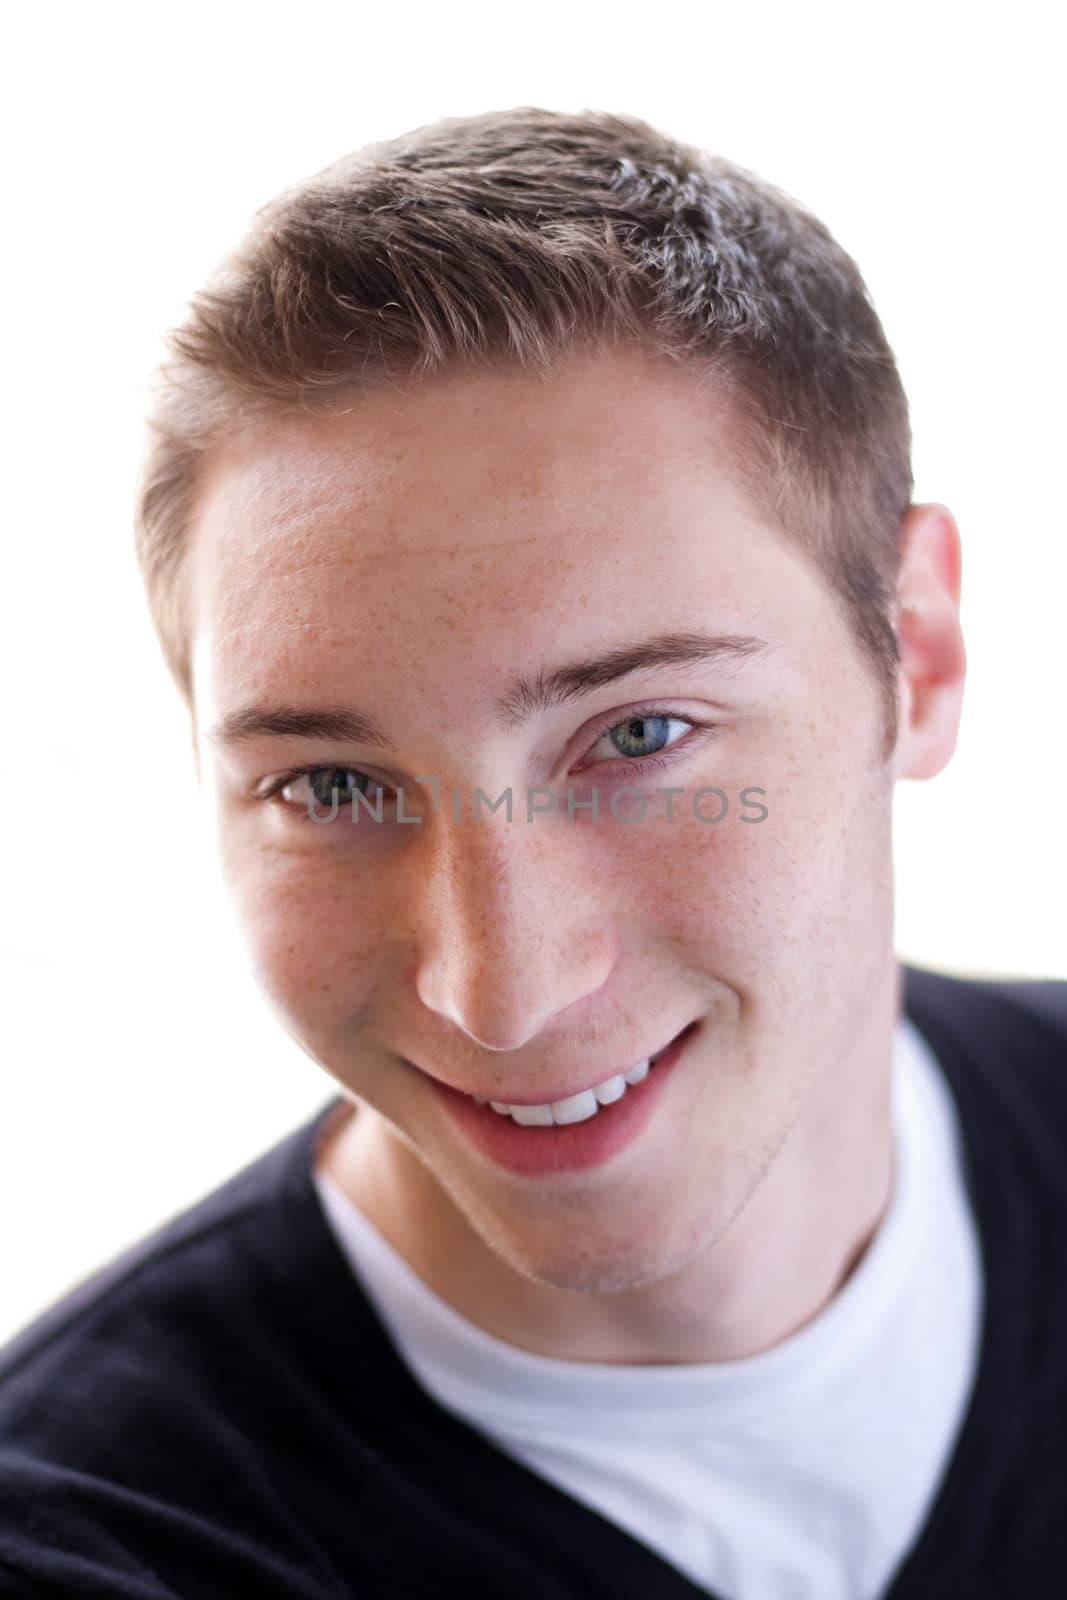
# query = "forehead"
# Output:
<box><xmin>186</xmin><ymin>352</ymin><xmax>825</xmax><ymax>716</ymax></box>
<box><xmin>190</xmin><ymin>351</ymin><xmax>759</xmax><ymax>544</ymax></box>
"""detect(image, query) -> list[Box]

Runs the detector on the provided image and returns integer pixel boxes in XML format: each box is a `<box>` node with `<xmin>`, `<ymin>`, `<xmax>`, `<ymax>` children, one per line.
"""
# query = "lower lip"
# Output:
<box><xmin>424</xmin><ymin>1023</ymin><xmax>698</xmax><ymax>1177</ymax></box>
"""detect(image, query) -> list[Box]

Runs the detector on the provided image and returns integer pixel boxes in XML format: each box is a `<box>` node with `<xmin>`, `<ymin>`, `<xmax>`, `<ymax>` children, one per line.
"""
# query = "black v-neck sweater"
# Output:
<box><xmin>1</xmin><ymin>963</ymin><xmax>1065</xmax><ymax>1599</ymax></box>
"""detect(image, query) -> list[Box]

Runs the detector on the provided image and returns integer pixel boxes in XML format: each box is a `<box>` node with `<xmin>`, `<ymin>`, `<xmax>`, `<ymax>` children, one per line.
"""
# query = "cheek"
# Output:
<box><xmin>220</xmin><ymin>839</ymin><xmax>386</xmax><ymax>1036</ymax></box>
<box><xmin>612</xmin><ymin>803</ymin><xmax>803</xmax><ymax>990</ymax></box>
<box><xmin>618</xmin><ymin>758</ymin><xmax>893</xmax><ymax>991</ymax></box>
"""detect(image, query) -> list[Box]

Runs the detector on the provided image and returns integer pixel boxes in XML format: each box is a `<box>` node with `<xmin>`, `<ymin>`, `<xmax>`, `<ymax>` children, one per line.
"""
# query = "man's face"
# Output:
<box><xmin>189</xmin><ymin>349</ymin><xmax>901</xmax><ymax>1296</ymax></box>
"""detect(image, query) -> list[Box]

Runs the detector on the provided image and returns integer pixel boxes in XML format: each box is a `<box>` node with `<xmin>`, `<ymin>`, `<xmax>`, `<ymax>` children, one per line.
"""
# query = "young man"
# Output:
<box><xmin>1</xmin><ymin>106</ymin><xmax>1064</xmax><ymax>1599</ymax></box>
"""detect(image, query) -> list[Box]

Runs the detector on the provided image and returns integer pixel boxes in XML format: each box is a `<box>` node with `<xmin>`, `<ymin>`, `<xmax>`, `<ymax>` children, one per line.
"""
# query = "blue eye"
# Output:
<box><xmin>590</xmin><ymin>713</ymin><xmax>690</xmax><ymax>763</ymax></box>
<box><xmin>271</xmin><ymin>766</ymin><xmax>394</xmax><ymax>815</ymax></box>
<box><xmin>581</xmin><ymin>707</ymin><xmax>713</xmax><ymax>773</ymax></box>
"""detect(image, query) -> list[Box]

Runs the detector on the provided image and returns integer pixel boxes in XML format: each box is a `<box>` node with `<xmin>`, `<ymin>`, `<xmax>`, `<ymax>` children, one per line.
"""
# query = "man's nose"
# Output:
<box><xmin>407</xmin><ymin>813</ymin><xmax>616</xmax><ymax>1053</ymax></box>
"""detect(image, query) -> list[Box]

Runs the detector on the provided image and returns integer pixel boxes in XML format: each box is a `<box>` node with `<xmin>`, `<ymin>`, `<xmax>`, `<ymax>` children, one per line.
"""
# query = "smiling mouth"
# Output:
<box><xmin>462</xmin><ymin>1024</ymin><xmax>697</xmax><ymax>1128</ymax></box>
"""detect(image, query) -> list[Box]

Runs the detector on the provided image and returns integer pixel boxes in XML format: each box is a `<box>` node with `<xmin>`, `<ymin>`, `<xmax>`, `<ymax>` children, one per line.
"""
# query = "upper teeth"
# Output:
<box><xmin>476</xmin><ymin>1057</ymin><xmax>653</xmax><ymax>1125</ymax></box>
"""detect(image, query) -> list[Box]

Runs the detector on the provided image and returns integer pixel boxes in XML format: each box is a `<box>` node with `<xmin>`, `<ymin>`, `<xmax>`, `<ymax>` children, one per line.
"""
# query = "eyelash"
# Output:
<box><xmin>259</xmin><ymin>704</ymin><xmax>718</xmax><ymax>817</ymax></box>
<box><xmin>576</xmin><ymin>703</ymin><xmax>717</xmax><ymax>777</ymax></box>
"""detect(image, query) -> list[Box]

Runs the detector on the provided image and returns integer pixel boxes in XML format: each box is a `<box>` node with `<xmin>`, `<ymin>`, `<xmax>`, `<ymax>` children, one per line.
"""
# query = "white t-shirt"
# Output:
<box><xmin>313</xmin><ymin>1016</ymin><xmax>983</xmax><ymax>1600</ymax></box>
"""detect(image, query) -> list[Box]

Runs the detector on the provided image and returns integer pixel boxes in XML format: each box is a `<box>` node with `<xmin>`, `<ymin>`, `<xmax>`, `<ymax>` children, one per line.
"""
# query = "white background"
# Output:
<box><xmin>2</xmin><ymin>0</ymin><xmax>1063</xmax><ymax>1345</ymax></box>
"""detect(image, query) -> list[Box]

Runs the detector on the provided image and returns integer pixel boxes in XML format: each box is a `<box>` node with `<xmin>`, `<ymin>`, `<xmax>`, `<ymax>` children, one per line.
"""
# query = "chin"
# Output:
<box><xmin>492</xmin><ymin>1208</ymin><xmax>708</xmax><ymax>1299</ymax></box>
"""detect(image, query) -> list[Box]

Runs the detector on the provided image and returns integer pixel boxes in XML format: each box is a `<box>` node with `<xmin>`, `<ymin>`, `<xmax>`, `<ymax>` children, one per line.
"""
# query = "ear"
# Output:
<box><xmin>891</xmin><ymin>503</ymin><xmax>967</xmax><ymax>781</ymax></box>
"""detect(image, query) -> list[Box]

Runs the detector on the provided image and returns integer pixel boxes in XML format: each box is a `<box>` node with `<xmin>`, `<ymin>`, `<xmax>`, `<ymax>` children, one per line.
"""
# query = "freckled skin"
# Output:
<box><xmin>188</xmin><ymin>348</ymin><xmax>966</xmax><ymax>1364</ymax></box>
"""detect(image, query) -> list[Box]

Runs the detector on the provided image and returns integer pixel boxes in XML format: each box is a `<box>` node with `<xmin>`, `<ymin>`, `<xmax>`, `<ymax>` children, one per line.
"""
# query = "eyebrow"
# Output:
<box><xmin>203</xmin><ymin>629</ymin><xmax>772</xmax><ymax>750</ymax></box>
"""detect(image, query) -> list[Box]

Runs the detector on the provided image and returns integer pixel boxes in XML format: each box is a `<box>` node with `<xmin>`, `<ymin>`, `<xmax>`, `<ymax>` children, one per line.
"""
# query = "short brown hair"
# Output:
<box><xmin>134</xmin><ymin>105</ymin><xmax>911</xmax><ymax>757</ymax></box>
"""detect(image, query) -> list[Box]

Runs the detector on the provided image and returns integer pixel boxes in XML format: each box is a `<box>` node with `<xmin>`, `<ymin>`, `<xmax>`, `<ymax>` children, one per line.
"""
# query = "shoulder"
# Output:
<box><xmin>0</xmin><ymin>1099</ymin><xmax>350</xmax><ymax>1598</ymax></box>
<box><xmin>0</xmin><ymin>1106</ymin><xmax>310</xmax><ymax>1398</ymax></box>
<box><xmin>902</xmin><ymin>959</ymin><xmax>1067</xmax><ymax>1050</ymax></box>
<box><xmin>970</xmin><ymin>973</ymin><xmax>1067</xmax><ymax>1035</ymax></box>
<box><xmin>902</xmin><ymin>960</ymin><xmax>1067</xmax><ymax>1188</ymax></box>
